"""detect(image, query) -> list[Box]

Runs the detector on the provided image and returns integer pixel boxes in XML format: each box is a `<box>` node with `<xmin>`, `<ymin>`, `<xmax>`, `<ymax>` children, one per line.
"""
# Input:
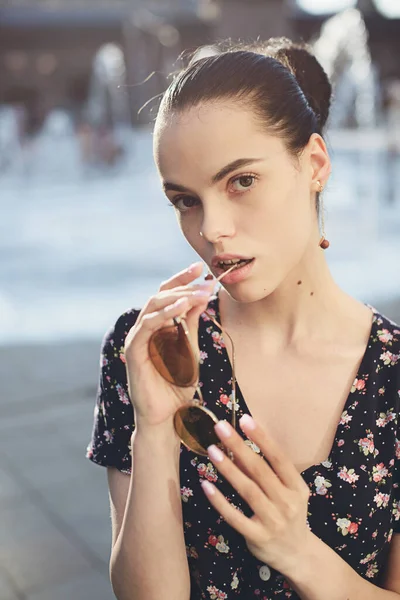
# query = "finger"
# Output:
<box><xmin>159</xmin><ymin>262</ymin><xmax>204</xmax><ymax>292</ymax></box>
<box><xmin>200</xmin><ymin>479</ymin><xmax>261</xmax><ymax>541</ymax></box>
<box><xmin>213</xmin><ymin>420</ymin><xmax>288</xmax><ymax>505</ymax></box>
<box><xmin>141</xmin><ymin>284</ymin><xmax>214</xmax><ymax>317</ymax></box>
<box><xmin>239</xmin><ymin>415</ymin><xmax>307</xmax><ymax>493</ymax></box>
<box><xmin>206</xmin><ymin>442</ymin><xmax>278</xmax><ymax>522</ymax></box>
<box><xmin>124</xmin><ymin>294</ymin><xmax>203</xmax><ymax>357</ymax></box>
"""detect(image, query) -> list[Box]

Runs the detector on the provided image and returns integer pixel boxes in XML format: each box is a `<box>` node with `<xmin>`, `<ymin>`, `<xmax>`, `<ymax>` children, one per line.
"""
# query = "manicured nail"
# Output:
<box><xmin>187</xmin><ymin>261</ymin><xmax>203</xmax><ymax>273</ymax></box>
<box><xmin>207</xmin><ymin>444</ymin><xmax>224</xmax><ymax>463</ymax></box>
<box><xmin>192</xmin><ymin>290</ymin><xmax>211</xmax><ymax>298</ymax></box>
<box><xmin>215</xmin><ymin>420</ymin><xmax>232</xmax><ymax>438</ymax></box>
<box><xmin>239</xmin><ymin>414</ymin><xmax>256</xmax><ymax>430</ymax></box>
<box><xmin>201</xmin><ymin>480</ymin><xmax>216</xmax><ymax>496</ymax></box>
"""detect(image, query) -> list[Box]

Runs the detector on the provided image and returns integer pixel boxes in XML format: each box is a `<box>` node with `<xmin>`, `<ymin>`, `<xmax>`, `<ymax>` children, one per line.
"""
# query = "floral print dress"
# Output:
<box><xmin>87</xmin><ymin>294</ymin><xmax>400</xmax><ymax>599</ymax></box>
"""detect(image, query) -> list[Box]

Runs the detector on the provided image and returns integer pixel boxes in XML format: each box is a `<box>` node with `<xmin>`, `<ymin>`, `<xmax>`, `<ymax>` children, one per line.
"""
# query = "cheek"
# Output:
<box><xmin>178</xmin><ymin>215</ymin><xmax>204</xmax><ymax>253</ymax></box>
<box><xmin>250</xmin><ymin>185</ymin><xmax>313</xmax><ymax>257</ymax></box>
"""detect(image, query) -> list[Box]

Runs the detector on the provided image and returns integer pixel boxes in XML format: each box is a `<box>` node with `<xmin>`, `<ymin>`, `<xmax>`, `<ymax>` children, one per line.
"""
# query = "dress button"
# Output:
<box><xmin>259</xmin><ymin>564</ymin><xmax>271</xmax><ymax>581</ymax></box>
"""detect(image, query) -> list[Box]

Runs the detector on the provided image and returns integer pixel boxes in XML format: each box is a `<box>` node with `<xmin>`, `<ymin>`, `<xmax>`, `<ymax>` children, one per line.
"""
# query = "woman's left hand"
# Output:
<box><xmin>201</xmin><ymin>414</ymin><xmax>312</xmax><ymax>576</ymax></box>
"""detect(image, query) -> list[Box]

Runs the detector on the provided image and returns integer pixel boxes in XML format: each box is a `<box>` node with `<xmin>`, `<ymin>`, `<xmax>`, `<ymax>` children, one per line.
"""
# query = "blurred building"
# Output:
<box><xmin>1</xmin><ymin>0</ymin><xmax>399</xmax><ymax>129</ymax></box>
<box><xmin>0</xmin><ymin>0</ymin><xmax>219</xmax><ymax>126</ymax></box>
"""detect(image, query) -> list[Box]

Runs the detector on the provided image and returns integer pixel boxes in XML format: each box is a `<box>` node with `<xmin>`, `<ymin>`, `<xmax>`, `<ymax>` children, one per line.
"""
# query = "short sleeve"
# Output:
<box><xmin>86</xmin><ymin>309</ymin><xmax>140</xmax><ymax>474</ymax></box>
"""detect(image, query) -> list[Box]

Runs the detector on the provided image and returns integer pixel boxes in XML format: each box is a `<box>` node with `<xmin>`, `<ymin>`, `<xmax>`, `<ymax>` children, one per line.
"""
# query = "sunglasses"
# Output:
<box><xmin>148</xmin><ymin>264</ymin><xmax>238</xmax><ymax>456</ymax></box>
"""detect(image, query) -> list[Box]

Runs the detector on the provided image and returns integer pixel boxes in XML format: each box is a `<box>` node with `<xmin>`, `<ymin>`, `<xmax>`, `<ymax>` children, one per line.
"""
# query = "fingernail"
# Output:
<box><xmin>192</xmin><ymin>290</ymin><xmax>211</xmax><ymax>298</ymax></box>
<box><xmin>201</xmin><ymin>480</ymin><xmax>216</xmax><ymax>496</ymax></box>
<box><xmin>187</xmin><ymin>261</ymin><xmax>203</xmax><ymax>273</ymax></box>
<box><xmin>207</xmin><ymin>444</ymin><xmax>224</xmax><ymax>462</ymax></box>
<box><xmin>215</xmin><ymin>420</ymin><xmax>232</xmax><ymax>438</ymax></box>
<box><xmin>239</xmin><ymin>414</ymin><xmax>256</xmax><ymax>430</ymax></box>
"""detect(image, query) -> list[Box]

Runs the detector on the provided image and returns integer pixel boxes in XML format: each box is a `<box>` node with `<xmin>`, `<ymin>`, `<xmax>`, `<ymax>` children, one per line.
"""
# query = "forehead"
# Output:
<box><xmin>154</xmin><ymin>103</ymin><xmax>286</xmax><ymax>182</ymax></box>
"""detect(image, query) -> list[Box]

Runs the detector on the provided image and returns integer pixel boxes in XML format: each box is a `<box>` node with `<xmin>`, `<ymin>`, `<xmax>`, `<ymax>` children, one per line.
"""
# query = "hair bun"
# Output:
<box><xmin>262</xmin><ymin>38</ymin><xmax>332</xmax><ymax>129</ymax></box>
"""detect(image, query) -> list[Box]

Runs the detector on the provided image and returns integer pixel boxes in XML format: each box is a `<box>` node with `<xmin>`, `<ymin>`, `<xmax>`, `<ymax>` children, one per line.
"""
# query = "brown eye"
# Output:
<box><xmin>230</xmin><ymin>174</ymin><xmax>257</xmax><ymax>192</ymax></box>
<box><xmin>173</xmin><ymin>196</ymin><xmax>199</xmax><ymax>212</ymax></box>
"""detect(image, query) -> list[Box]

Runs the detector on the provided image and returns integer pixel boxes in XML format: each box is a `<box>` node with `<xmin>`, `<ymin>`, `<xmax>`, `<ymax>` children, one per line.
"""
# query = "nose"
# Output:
<box><xmin>200</xmin><ymin>200</ymin><xmax>235</xmax><ymax>244</ymax></box>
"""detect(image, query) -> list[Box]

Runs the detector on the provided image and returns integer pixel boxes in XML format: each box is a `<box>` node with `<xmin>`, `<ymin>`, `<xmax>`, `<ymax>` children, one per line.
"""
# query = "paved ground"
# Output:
<box><xmin>0</xmin><ymin>340</ymin><xmax>114</xmax><ymax>600</ymax></box>
<box><xmin>0</xmin><ymin>298</ymin><xmax>399</xmax><ymax>600</ymax></box>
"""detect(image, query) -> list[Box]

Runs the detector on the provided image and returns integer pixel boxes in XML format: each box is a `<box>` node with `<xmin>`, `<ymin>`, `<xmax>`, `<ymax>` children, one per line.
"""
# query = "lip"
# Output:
<box><xmin>213</xmin><ymin>258</ymin><xmax>255</xmax><ymax>284</ymax></box>
<box><xmin>211</xmin><ymin>253</ymin><xmax>253</xmax><ymax>269</ymax></box>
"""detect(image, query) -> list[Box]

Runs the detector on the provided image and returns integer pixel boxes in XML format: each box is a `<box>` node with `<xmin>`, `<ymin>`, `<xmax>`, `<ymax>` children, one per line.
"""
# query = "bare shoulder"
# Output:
<box><xmin>382</xmin><ymin>534</ymin><xmax>400</xmax><ymax>593</ymax></box>
<box><xmin>107</xmin><ymin>467</ymin><xmax>131</xmax><ymax>549</ymax></box>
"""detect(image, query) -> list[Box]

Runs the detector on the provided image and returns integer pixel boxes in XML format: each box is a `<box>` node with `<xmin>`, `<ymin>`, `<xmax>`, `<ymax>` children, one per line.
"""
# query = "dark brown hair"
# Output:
<box><xmin>158</xmin><ymin>37</ymin><xmax>332</xmax><ymax>157</ymax></box>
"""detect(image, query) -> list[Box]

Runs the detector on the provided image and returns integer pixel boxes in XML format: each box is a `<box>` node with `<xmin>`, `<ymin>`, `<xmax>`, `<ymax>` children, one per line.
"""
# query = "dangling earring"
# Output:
<box><xmin>317</xmin><ymin>181</ymin><xmax>330</xmax><ymax>249</ymax></box>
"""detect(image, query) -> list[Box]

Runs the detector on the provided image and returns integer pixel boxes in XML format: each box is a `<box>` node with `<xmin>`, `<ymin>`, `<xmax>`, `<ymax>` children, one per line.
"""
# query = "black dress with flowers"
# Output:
<box><xmin>87</xmin><ymin>295</ymin><xmax>400</xmax><ymax>599</ymax></box>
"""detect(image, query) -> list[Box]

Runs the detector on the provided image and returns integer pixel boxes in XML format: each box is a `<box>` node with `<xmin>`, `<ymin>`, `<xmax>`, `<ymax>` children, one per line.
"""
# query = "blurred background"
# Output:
<box><xmin>0</xmin><ymin>0</ymin><xmax>399</xmax><ymax>598</ymax></box>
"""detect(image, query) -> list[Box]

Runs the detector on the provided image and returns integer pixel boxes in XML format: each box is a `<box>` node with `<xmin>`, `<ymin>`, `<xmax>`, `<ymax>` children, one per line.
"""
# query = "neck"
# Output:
<box><xmin>219</xmin><ymin>243</ymin><xmax>359</xmax><ymax>348</ymax></box>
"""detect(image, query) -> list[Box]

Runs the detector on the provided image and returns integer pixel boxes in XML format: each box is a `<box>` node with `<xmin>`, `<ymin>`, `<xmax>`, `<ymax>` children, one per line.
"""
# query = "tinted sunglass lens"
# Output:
<box><xmin>149</xmin><ymin>323</ymin><xmax>197</xmax><ymax>386</ymax></box>
<box><xmin>174</xmin><ymin>405</ymin><xmax>220</xmax><ymax>455</ymax></box>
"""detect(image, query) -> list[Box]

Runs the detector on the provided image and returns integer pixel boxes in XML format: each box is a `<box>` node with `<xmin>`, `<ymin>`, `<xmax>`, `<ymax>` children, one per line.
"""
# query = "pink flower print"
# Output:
<box><xmin>103</xmin><ymin>430</ymin><xmax>114</xmax><ymax>443</ymax></box>
<box><xmin>351</xmin><ymin>377</ymin><xmax>367</xmax><ymax>393</ymax></box>
<box><xmin>392</xmin><ymin>499</ymin><xmax>400</xmax><ymax>522</ymax></box>
<box><xmin>372</xmin><ymin>530</ymin><xmax>378</xmax><ymax>539</ymax></box>
<box><xmin>181</xmin><ymin>487</ymin><xmax>193</xmax><ymax>503</ymax></box>
<box><xmin>197</xmin><ymin>463</ymin><xmax>207</xmax><ymax>477</ymax></box>
<box><xmin>199</xmin><ymin>350</ymin><xmax>208</xmax><ymax>364</ymax></box>
<box><xmin>197</xmin><ymin>462</ymin><xmax>218</xmax><ymax>482</ymax></box>
<box><xmin>376</xmin><ymin>409</ymin><xmax>396</xmax><ymax>427</ymax></box>
<box><xmin>380</xmin><ymin>350</ymin><xmax>399</xmax><ymax>366</ymax></box>
<box><xmin>116</xmin><ymin>383</ymin><xmax>130</xmax><ymax>405</ymax></box>
<box><xmin>336</xmin><ymin>517</ymin><xmax>359</xmax><ymax>537</ymax></box>
<box><xmin>357</xmin><ymin>432</ymin><xmax>379</xmax><ymax>457</ymax></box>
<box><xmin>377</xmin><ymin>329</ymin><xmax>394</xmax><ymax>344</ymax></box>
<box><xmin>337</xmin><ymin>439</ymin><xmax>345</xmax><ymax>447</ymax></box>
<box><xmin>102</xmin><ymin>356</ymin><xmax>109</xmax><ymax>366</ymax></box>
<box><xmin>208</xmin><ymin>534</ymin><xmax>218</xmax><ymax>546</ymax></box>
<box><xmin>211</xmin><ymin>330</ymin><xmax>226</xmax><ymax>351</ymax></box>
<box><xmin>360</xmin><ymin>550</ymin><xmax>379</xmax><ymax>565</ymax></box>
<box><xmin>365</xmin><ymin>562</ymin><xmax>379</xmax><ymax>579</ymax></box>
<box><xmin>206</xmin><ymin>585</ymin><xmax>227</xmax><ymax>600</ymax></box>
<box><xmin>371</xmin><ymin>463</ymin><xmax>388</xmax><ymax>484</ymax></box>
<box><xmin>378</xmin><ymin>386</ymin><xmax>385</xmax><ymax>396</ymax></box>
<box><xmin>219</xmin><ymin>393</ymin><xmax>229</xmax><ymax>405</ymax></box>
<box><xmin>374</xmin><ymin>492</ymin><xmax>390</xmax><ymax>508</ymax></box>
<box><xmin>337</xmin><ymin>466</ymin><xmax>359</xmax><ymax>485</ymax></box>
<box><xmin>339</xmin><ymin>411</ymin><xmax>352</xmax><ymax>426</ymax></box>
<box><xmin>119</xmin><ymin>352</ymin><xmax>126</xmax><ymax>364</ymax></box>
<box><xmin>395</xmin><ymin>439</ymin><xmax>400</xmax><ymax>460</ymax></box>
<box><xmin>348</xmin><ymin>522</ymin><xmax>359</xmax><ymax>535</ymax></box>
<box><xmin>314</xmin><ymin>475</ymin><xmax>332</xmax><ymax>495</ymax></box>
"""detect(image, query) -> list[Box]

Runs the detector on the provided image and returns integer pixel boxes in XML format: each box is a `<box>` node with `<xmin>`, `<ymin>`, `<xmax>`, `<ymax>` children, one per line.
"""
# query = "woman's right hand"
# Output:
<box><xmin>124</xmin><ymin>262</ymin><xmax>215</xmax><ymax>432</ymax></box>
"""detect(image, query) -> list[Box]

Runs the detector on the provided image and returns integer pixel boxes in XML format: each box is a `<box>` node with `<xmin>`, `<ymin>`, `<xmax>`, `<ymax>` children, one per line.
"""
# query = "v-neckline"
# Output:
<box><xmin>211</xmin><ymin>291</ymin><xmax>377</xmax><ymax>476</ymax></box>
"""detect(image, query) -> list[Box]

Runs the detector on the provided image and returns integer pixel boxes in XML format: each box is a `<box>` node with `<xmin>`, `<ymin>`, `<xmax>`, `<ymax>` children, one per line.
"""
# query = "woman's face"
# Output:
<box><xmin>154</xmin><ymin>103</ymin><xmax>329</xmax><ymax>303</ymax></box>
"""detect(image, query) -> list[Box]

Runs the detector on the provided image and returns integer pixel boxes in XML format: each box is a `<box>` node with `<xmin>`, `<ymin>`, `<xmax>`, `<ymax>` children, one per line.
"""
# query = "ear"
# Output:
<box><xmin>306</xmin><ymin>133</ymin><xmax>331</xmax><ymax>190</ymax></box>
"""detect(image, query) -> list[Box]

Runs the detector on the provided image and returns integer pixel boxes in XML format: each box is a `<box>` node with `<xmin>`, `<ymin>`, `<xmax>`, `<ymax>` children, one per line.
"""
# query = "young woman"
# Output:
<box><xmin>87</xmin><ymin>38</ymin><xmax>400</xmax><ymax>599</ymax></box>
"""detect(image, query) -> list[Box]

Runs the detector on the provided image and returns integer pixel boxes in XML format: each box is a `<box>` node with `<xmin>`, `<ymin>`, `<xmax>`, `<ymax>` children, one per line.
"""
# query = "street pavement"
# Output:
<box><xmin>0</xmin><ymin>340</ymin><xmax>114</xmax><ymax>600</ymax></box>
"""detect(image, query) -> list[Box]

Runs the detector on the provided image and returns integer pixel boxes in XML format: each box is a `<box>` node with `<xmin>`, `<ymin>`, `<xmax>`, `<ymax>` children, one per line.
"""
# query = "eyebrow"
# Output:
<box><xmin>162</xmin><ymin>157</ymin><xmax>264</xmax><ymax>194</ymax></box>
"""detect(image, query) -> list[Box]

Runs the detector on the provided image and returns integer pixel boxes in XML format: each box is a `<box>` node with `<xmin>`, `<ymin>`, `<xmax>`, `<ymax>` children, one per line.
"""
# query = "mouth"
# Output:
<box><xmin>215</xmin><ymin>257</ymin><xmax>255</xmax><ymax>272</ymax></box>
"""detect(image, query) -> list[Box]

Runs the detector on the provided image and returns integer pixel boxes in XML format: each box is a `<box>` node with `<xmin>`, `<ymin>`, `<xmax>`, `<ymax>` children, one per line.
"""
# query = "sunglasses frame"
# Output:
<box><xmin>148</xmin><ymin>308</ymin><xmax>237</xmax><ymax>456</ymax></box>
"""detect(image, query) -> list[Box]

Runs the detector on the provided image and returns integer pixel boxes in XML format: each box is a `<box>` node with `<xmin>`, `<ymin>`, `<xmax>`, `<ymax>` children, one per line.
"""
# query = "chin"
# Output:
<box><xmin>221</xmin><ymin>280</ymin><xmax>276</xmax><ymax>304</ymax></box>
